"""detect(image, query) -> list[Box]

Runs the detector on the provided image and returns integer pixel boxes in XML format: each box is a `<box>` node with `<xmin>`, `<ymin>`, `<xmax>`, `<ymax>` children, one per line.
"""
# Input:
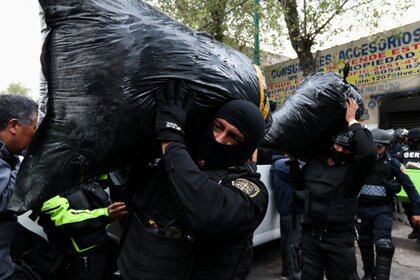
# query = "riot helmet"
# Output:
<box><xmin>371</xmin><ymin>128</ymin><xmax>392</xmax><ymax>146</ymax></box>
<box><xmin>393</xmin><ymin>128</ymin><xmax>409</xmax><ymax>143</ymax></box>
<box><xmin>330</xmin><ymin>130</ymin><xmax>354</xmax><ymax>164</ymax></box>
<box><xmin>333</xmin><ymin>130</ymin><xmax>354</xmax><ymax>150</ymax></box>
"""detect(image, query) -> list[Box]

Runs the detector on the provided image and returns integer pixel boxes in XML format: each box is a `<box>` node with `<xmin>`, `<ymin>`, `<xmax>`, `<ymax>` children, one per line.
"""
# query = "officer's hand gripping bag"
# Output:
<box><xmin>12</xmin><ymin>0</ymin><xmax>270</xmax><ymax>212</ymax></box>
<box><xmin>263</xmin><ymin>72</ymin><xmax>364</xmax><ymax>158</ymax></box>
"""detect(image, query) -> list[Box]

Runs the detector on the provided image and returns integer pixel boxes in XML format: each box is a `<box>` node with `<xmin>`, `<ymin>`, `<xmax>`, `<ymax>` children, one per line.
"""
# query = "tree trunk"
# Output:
<box><xmin>296</xmin><ymin>39</ymin><xmax>316</xmax><ymax>75</ymax></box>
<box><xmin>208</xmin><ymin>0</ymin><xmax>228</xmax><ymax>42</ymax></box>
<box><xmin>279</xmin><ymin>0</ymin><xmax>316</xmax><ymax>76</ymax></box>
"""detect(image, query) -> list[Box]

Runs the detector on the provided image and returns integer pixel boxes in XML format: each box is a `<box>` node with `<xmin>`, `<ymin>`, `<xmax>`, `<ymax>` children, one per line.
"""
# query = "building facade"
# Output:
<box><xmin>265</xmin><ymin>21</ymin><xmax>420</xmax><ymax>129</ymax></box>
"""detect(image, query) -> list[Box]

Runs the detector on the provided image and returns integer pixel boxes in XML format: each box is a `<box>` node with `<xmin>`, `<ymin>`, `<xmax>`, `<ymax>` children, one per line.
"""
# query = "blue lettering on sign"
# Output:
<box><xmin>378</xmin><ymin>38</ymin><xmax>387</xmax><ymax>51</ymax></box>
<box><xmin>272</xmin><ymin>63</ymin><xmax>301</xmax><ymax>78</ymax></box>
<box><xmin>361</xmin><ymin>44</ymin><xmax>368</xmax><ymax>56</ymax></box>
<box><xmin>414</xmin><ymin>28</ymin><xmax>420</xmax><ymax>42</ymax></box>
<box><xmin>318</xmin><ymin>55</ymin><xmax>332</xmax><ymax>67</ymax></box>
<box><xmin>269</xmin><ymin>27</ymin><xmax>419</xmax><ymax>79</ymax></box>
<box><xmin>271</xmin><ymin>70</ymin><xmax>277</xmax><ymax>79</ymax></box>
<box><xmin>339</xmin><ymin>50</ymin><xmax>346</xmax><ymax>60</ymax></box>
<box><xmin>346</xmin><ymin>48</ymin><xmax>353</xmax><ymax>59</ymax></box>
<box><xmin>325</xmin><ymin>54</ymin><xmax>332</xmax><ymax>64</ymax></box>
<box><xmin>369</xmin><ymin>42</ymin><xmax>377</xmax><ymax>54</ymax></box>
<box><xmin>387</xmin><ymin>36</ymin><xmax>397</xmax><ymax>49</ymax></box>
<box><xmin>402</xmin><ymin>31</ymin><xmax>412</xmax><ymax>45</ymax></box>
<box><xmin>354</xmin><ymin>46</ymin><xmax>361</xmax><ymax>57</ymax></box>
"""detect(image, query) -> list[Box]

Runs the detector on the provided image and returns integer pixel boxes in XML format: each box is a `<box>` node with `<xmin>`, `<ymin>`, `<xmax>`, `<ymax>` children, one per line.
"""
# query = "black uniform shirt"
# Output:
<box><xmin>130</xmin><ymin>141</ymin><xmax>269</xmax><ymax>241</ymax></box>
<box><xmin>361</xmin><ymin>153</ymin><xmax>420</xmax><ymax>215</ymax></box>
<box><xmin>289</xmin><ymin>123</ymin><xmax>377</xmax><ymax>227</ymax></box>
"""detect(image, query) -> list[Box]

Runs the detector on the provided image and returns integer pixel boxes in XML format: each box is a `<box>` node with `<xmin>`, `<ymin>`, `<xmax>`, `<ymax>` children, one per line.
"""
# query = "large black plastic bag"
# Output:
<box><xmin>13</xmin><ymin>0</ymin><xmax>270</xmax><ymax>211</ymax></box>
<box><xmin>263</xmin><ymin>72</ymin><xmax>364</xmax><ymax>158</ymax></box>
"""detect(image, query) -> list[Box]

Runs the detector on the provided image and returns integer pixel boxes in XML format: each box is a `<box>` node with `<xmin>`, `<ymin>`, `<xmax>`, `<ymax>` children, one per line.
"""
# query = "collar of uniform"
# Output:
<box><xmin>378</xmin><ymin>151</ymin><xmax>391</xmax><ymax>162</ymax></box>
<box><xmin>0</xmin><ymin>140</ymin><xmax>19</xmax><ymax>168</ymax></box>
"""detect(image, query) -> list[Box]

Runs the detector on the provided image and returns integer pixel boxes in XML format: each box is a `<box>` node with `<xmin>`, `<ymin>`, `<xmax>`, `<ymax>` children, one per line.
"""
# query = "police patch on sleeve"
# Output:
<box><xmin>232</xmin><ymin>178</ymin><xmax>260</xmax><ymax>198</ymax></box>
<box><xmin>400</xmin><ymin>164</ymin><xmax>407</xmax><ymax>174</ymax></box>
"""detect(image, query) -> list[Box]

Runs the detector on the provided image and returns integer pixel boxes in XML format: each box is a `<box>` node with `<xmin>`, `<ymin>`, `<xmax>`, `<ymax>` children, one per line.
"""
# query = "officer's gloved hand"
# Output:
<box><xmin>155</xmin><ymin>80</ymin><xmax>190</xmax><ymax>143</ymax></box>
<box><xmin>381</xmin><ymin>179</ymin><xmax>402</xmax><ymax>194</ymax></box>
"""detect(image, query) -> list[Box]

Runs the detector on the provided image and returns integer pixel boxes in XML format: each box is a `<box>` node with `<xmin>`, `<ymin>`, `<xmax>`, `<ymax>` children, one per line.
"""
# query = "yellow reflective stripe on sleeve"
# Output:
<box><xmin>41</xmin><ymin>196</ymin><xmax>109</xmax><ymax>227</ymax></box>
<box><xmin>97</xmin><ymin>174</ymin><xmax>108</xmax><ymax>181</ymax></box>
<box><xmin>71</xmin><ymin>238</ymin><xmax>97</xmax><ymax>253</ymax></box>
<box><xmin>254</xmin><ymin>64</ymin><xmax>269</xmax><ymax>119</ymax></box>
<box><xmin>41</xmin><ymin>195</ymin><xmax>65</xmax><ymax>213</ymax></box>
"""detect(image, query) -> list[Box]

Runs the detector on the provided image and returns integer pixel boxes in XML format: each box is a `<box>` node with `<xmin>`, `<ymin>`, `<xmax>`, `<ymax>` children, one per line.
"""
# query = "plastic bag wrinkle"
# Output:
<box><xmin>13</xmin><ymin>0</ymin><xmax>270</xmax><ymax>211</ymax></box>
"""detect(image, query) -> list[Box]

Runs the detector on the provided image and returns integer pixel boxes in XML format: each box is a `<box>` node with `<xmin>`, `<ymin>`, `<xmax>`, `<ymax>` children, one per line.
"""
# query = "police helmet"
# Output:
<box><xmin>371</xmin><ymin>128</ymin><xmax>392</xmax><ymax>145</ymax></box>
<box><xmin>333</xmin><ymin>130</ymin><xmax>354</xmax><ymax>150</ymax></box>
<box><xmin>394</xmin><ymin>128</ymin><xmax>409</xmax><ymax>140</ymax></box>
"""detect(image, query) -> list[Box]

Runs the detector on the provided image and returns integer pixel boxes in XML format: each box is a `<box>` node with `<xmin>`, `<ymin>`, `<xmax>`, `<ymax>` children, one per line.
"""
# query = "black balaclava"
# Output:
<box><xmin>197</xmin><ymin>100</ymin><xmax>265</xmax><ymax>169</ymax></box>
<box><xmin>330</xmin><ymin>149</ymin><xmax>353</xmax><ymax>165</ymax></box>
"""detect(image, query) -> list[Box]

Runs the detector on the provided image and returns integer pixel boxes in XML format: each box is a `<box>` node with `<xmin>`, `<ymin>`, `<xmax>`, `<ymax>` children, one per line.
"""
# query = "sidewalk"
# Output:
<box><xmin>383</xmin><ymin>221</ymin><xmax>420</xmax><ymax>279</ymax></box>
<box><xmin>391</xmin><ymin>221</ymin><xmax>420</xmax><ymax>252</ymax></box>
<box><xmin>248</xmin><ymin>222</ymin><xmax>420</xmax><ymax>279</ymax></box>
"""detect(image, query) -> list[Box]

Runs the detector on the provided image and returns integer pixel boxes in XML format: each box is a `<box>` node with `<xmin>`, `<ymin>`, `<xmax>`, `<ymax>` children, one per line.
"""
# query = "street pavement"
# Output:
<box><xmin>248</xmin><ymin>222</ymin><xmax>420</xmax><ymax>279</ymax></box>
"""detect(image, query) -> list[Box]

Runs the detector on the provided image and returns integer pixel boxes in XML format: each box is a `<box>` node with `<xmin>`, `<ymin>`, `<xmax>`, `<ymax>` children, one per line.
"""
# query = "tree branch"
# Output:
<box><xmin>341</xmin><ymin>0</ymin><xmax>377</xmax><ymax>13</ymax></box>
<box><xmin>198</xmin><ymin>0</ymin><xmax>248</xmax><ymax>31</ymax></box>
<box><xmin>309</xmin><ymin>0</ymin><xmax>351</xmax><ymax>39</ymax></box>
<box><xmin>278</xmin><ymin>0</ymin><xmax>301</xmax><ymax>49</ymax></box>
<box><xmin>303</xmin><ymin>0</ymin><xmax>307</xmax><ymax>36</ymax></box>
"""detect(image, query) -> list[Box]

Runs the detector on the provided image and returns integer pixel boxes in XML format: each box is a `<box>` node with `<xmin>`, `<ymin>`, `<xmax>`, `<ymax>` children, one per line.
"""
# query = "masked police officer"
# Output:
<box><xmin>288</xmin><ymin>98</ymin><xmax>377</xmax><ymax>280</ymax></box>
<box><xmin>357</xmin><ymin>128</ymin><xmax>420</xmax><ymax>280</ymax></box>
<box><xmin>118</xmin><ymin>81</ymin><xmax>268</xmax><ymax>280</ymax></box>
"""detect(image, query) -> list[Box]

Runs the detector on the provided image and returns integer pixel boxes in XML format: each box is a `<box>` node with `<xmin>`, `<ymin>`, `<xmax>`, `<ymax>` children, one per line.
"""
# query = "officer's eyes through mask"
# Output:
<box><xmin>196</xmin><ymin>100</ymin><xmax>265</xmax><ymax>169</ymax></box>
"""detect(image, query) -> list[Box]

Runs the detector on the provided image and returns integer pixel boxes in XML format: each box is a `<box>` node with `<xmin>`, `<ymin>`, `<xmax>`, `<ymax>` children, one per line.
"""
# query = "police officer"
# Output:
<box><xmin>38</xmin><ymin>176</ymin><xmax>127</xmax><ymax>280</ymax></box>
<box><xmin>389</xmin><ymin>128</ymin><xmax>409</xmax><ymax>163</ymax></box>
<box><xmin>357</xmin><ymin>128</ymin><xmax>420</xmax><ymax>280</ymax></box>
<box><xmin>271</xmin><ymin>154</ymin><xmax>304</xmax><ymax>279</ymax></box>
<box><xmin>288</xmin><ymin>98</ymin><xmax>377</xmax><ymax>280</ymax></box>
<box><xmin>118</xmin><ymin>81</ymin><xmax>268</xmax><ymax>280</ymax></box>
<box><xmin>392</xmin><ymin>128</ymin><xmax>420</xmax><ymax>240</ymax></box>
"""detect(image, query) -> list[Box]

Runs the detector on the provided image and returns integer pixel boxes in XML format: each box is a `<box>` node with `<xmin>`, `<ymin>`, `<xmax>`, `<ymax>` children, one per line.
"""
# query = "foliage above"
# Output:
<box><xmin>145</xmin><ymin>0</ymin><xmax>411</xmax><ymax>73</ymax></box>
<box><xmin>0</xmin><ymin>82</ymin><xmax>30</xmax><ymax>97</ymax></box>
<box><xmin>145</xmin><ymin>0</ymin><xmax>285</xmax><ymax>53</ymax></box>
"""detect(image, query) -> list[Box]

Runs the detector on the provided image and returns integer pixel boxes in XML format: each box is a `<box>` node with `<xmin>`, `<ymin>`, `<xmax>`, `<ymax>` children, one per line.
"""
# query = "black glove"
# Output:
<box><xmin>155</xmin><ymin>80</ymin><xmax>190</xmax><ymax>142</ymax></box>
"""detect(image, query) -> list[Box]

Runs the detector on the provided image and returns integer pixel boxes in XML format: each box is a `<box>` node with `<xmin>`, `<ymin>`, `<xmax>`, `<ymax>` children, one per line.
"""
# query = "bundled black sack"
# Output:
<box><xmin>263</xmin><ymin>72</ymin><xmax>364</xmax><ymax>158</ymax></box>
<box><xmin>13</xmin><ymin>0</ymin><xmax>270</xmax><ymax>211</ymax></box>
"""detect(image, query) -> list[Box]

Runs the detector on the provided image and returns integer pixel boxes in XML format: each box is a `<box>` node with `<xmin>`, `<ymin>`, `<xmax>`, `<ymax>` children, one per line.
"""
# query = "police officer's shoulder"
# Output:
<box><xmin>388</xmin><ymin>155</ymin><xmax>407</xmax><ymax>174</ymax></box>
<box><xmin>231</xmin><ymin>176</ymin><xmax>266</xmax><ymax>198</ymax></box>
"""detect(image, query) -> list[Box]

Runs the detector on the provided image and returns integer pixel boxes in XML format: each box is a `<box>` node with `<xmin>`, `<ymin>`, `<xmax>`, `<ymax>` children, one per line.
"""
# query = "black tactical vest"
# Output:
<box><xmin>303</xmin><ymin>159</ymin><xmax>358</xmax><ymax>224</ymax></box>
<box><xmin>359</xmin><ymin>155</ymin><xmax>394</xmax><ymax>202</ymax></box>
<box><xmin>118</xmin><ymin>165</ymin><xmax>252</xmax><ymax>280</ymax></box>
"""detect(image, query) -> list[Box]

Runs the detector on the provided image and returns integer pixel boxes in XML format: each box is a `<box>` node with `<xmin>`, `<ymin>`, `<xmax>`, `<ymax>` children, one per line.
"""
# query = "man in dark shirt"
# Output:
<box><xmin>357</xmin><ymin>128</ymin><xmax>420</xmax><ymax>280</ymax></box>
<box><xmin>288</xmin><ymin>99</ymin><xmax>377</xmax><ymax>280</ymax></box>
<box><xmin>118</xmin><ymin>81</ymin><xmax>269</xmax><ymax>280</ymax></box>
<box><xmin>0</xmin><ymin>94</ymin><xmax>38</xmax><ymax>280</ymax></box>
<box><xmin>271</xmin><ymin>155</ymin><xmax>304</xmax><ymax>279</ymax></box>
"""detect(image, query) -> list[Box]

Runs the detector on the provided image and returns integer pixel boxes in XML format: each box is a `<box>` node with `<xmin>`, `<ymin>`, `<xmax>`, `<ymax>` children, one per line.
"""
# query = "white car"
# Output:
<box><xmin>252</xmin><ymin>164</ymin><xmax>281</xmax><ymax>246</ymax></box>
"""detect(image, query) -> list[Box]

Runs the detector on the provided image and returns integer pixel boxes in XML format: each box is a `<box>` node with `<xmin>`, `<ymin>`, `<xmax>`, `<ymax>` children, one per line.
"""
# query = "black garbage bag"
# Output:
<box><xmin>263</xmin><ymin>72</ymin><xmax>364</xmax><ymax>158</ymax></box>
<box><xmin>12</xmin><ymin>0</ymin><xmax>270</xmax><ymax>211</ymax></box>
